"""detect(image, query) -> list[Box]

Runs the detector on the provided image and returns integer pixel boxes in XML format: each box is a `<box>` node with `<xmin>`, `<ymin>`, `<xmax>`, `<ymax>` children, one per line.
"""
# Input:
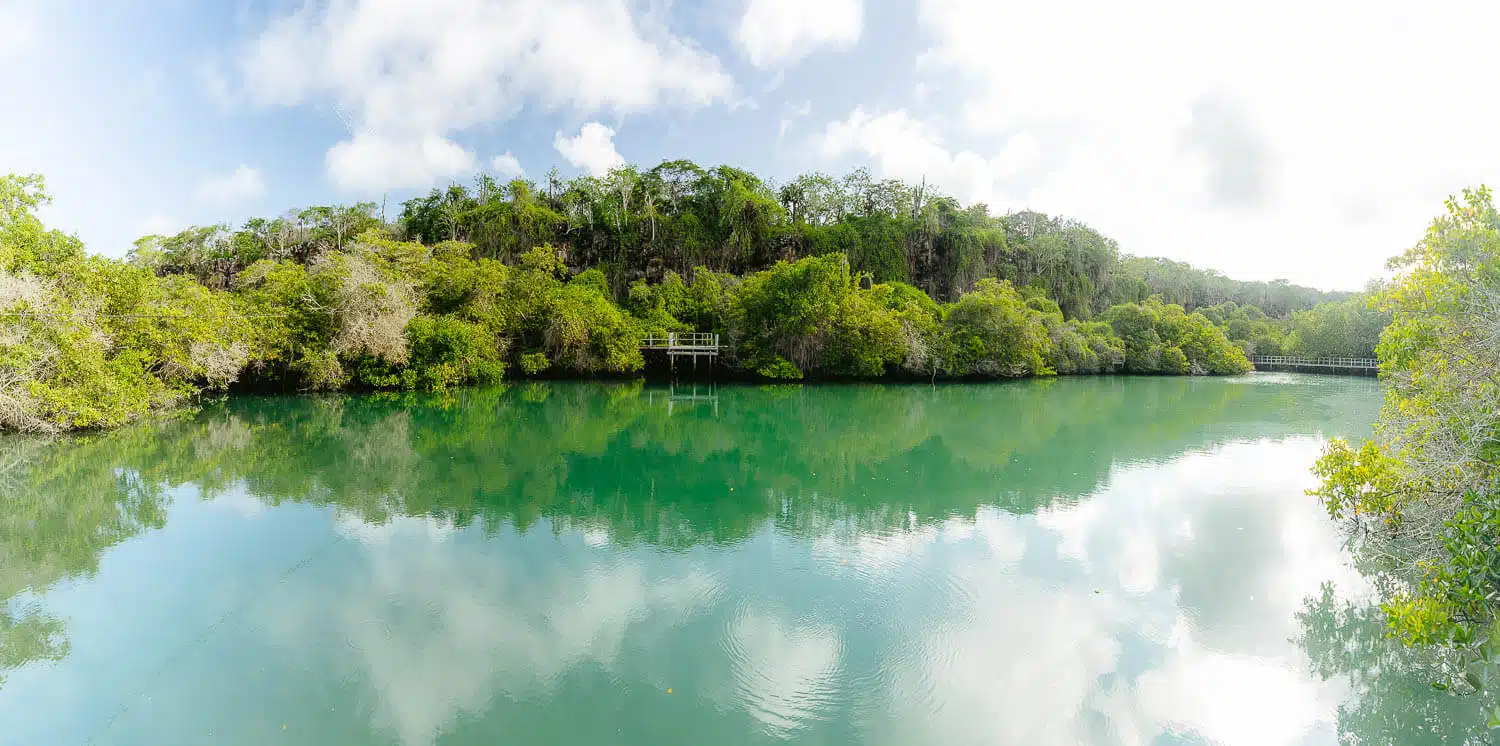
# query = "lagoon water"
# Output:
<box><xmin>1</xmin><ymin>375</ymin><xmax>1488</xmax><ymax>744</ymax></box>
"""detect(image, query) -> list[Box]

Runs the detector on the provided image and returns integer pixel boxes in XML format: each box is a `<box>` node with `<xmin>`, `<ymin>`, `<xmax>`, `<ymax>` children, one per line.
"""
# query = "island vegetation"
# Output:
<box><xmin>0</xmin><ymin>164</ymin><xmax>1383</xmax><ymax>433</ymax></box>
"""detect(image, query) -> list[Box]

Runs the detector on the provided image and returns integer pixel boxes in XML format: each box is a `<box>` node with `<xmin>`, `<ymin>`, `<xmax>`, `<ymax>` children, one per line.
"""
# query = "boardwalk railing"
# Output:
<box><xmin>1251</xmin><ymin>355</ymin><xmax>1379</xmax><ymax>372</ymax></box>
<box><xmin>640</xmin><ymin>332</ymin><xmax>721</xmax><ymax>352</ymax></box>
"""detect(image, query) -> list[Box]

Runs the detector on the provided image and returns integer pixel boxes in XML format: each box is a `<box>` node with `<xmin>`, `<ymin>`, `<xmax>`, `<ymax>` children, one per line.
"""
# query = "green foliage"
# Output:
<box><xmin>755</xmin><ymin>358</ymin><xmax>804</xmax><ymax>380</ymax></box>
<box><xmin>0</xmin><ymin>175</ymin><xmax>252</xmax><ymax>432</ymax></box>
<box><xmin>356</xmin><ymin>316</ymin><xmax>505</xmax><ymax>391</ymax></box>
<box><xmin>725</xmin><ymin>255</ymin><xmax>923</xmax><ymax>378</ymax></box>
<box><xmin>1311</xmin><ymin>185</ymin><xmax>1500</xmax><ymax>684</ymax></box>
<box><xmin>1310</xmin><ymin>438</ymin><xmax>1403</xmax><ymax>522</ymax></box>
<box><xmin>0</xmin><ymin>165</ymin><xmax>1355</xmax><ymax>433</ymax></box>
<box><xmin>1287</xmin><ymin>294</ymin><xmax>1390</xmax><ymax>359</ymax></box>
<box><xmin>730</xmin><ymin>254</ymin><xmax>853</xmax><ymax>372</ymax></box>
<box><xmin>385</xmin><ymin>161</ymin><xmax>1345</xmax><ymax>310</ymax></box>
<box><xmin>0</xmin><ymin>174</ymin><xmax>85</xmax><ymax>269</ymax></box>
<box><xmin>823</xmin><ymin>291</ymin><xmax>906</xmax><ymax>377</ymax></box>
<box><xmin>1101</xmin><ymin>298</ymin><xmax>1251</xmax><ymax>375</ymax></box>
<box><xmin>543</xmin><ymin>283</ymin><xmax>645</xmax><ymax>374</ymax></box>
<box><xmin>568</xmin><ymin>267</ymin><xmax>611</xmax><ymax>296</ymax></box>
<box><xmin>841</xmin><ymin>215</ymin><xmax>910</xmax><ymax>283</ymax></box>
<box><xmin>519</xmin><ymin>351</ymin><xmax>550</xmax><ymax>375</ymax></box>
<box><xmin>944</xmin><ymin>279</ymin><xmax>1053</xmax><ymax>378</ymax></box>
<box><xmin>1111</xmin><ymin>255</ymin><xmax>1347</xmax><ymax>315</ymax></box>
<box><xmin>233</xmin><ymin>259</ymin><xmax>337</xmax><ymax>386</ymax></box>
<box><xmin>1384</xmin><ymin>490</ymin><xmax>1500</xmax><ymax>651</ymax></box>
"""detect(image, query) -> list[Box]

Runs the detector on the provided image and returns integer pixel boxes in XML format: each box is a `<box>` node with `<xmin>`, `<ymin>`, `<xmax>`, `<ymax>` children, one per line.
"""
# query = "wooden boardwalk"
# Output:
<box><xmin>1251</xmin><ymin>355</ymin><xmax>1379</xmax><ymax>376</ymax></box>
<box><xmin>641</xmin><ymin>332</ymin><xmax>722</xmax><ymax>369</ymax></box>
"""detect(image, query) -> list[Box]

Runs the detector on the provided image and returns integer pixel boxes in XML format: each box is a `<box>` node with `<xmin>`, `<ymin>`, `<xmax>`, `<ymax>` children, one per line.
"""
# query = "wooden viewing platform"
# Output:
<box><xmin>641</xmin><ymin>332</ymin><xmax>722</xmax><ymax>370</ymax></box>
<box><xmin>1251</xmin><ymin>355</ymin><xmax>1379</xmax><ymax>376</ymax></box>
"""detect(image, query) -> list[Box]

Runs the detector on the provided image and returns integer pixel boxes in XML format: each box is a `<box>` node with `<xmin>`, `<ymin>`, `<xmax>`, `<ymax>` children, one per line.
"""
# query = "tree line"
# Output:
<box><xmin>0</xmin><ymin>164</ymin><xmax>1377</xmax><ymax>433</ymax></box>
<box><xmin>130</xmin><ymin>162</ymin><xmax>1351</xmax><ymax>314</ymax></box>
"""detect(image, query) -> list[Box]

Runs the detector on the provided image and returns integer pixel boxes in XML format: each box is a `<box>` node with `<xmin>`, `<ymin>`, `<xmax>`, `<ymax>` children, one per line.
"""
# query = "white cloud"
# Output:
<box><xmin>196</xmin><ymin>164</ymin><xmax>266</xmax><ymax>206</ymax></box>
<box><xmin>327</xmin><ymin>133</ymin><xmax>476</xmax><ymax>191</ymax></box>
<box><xmin>238</xmin><ymin>0</ymin><xmax>731</xmax><ymax>192</ymax></box>
<box><xmin>737</xmin><ymin>0</ymin><xmax>863</xmax><ymax>69</ymax></box>
<box><xmin>196</xmin><ymin>60</ymin><xmax>236</xmax><ymax>112</ymax></box>
<box><xmin>818</xmin><ymin>108</ymin><xmax>1040</xmax><ymax>208</ymax></box>
<box><xmin>133</xmin><ymin>213</ymin><xmax>182</xmax><ymax>240</ymax></box>
<box><xmin>776</xmin><ymin>99</ymin><xmax>812</xmax><ymax>146</ymax></box>
<box><xmin>810</xmin><ymin>0</ymin><xmax>1500</xmax><ymax>289</ymax></box>
<box><xmin>490</xmin><ymin>151</ymin><xmax>524</xmax><ymax>180</ymax></box>
<box><xmin>554</xmin><ymin>122</ymin><xmax>625</xmax><ymax>177</ymax></box>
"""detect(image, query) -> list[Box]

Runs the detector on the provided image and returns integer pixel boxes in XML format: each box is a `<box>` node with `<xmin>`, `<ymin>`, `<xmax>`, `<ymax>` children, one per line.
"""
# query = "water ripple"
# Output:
<box><xmin>722</xmin><ymin>604</ymin><xmax>845</xmax><ymax>739</ymax></box>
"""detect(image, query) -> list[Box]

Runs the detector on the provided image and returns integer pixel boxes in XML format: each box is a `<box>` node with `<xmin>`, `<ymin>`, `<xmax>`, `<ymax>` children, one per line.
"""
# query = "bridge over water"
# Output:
<box><xmin>1250</xmin><ymin>356</ymin><xmax>1379</xmax><ymax>376</ymax></box>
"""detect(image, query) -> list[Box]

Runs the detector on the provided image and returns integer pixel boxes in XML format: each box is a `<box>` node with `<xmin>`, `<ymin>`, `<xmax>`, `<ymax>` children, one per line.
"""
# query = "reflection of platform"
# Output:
<box><xmin>649</xmin><ymin>382</ymin><xmax>719</xmax><ymax>416</ymax></box>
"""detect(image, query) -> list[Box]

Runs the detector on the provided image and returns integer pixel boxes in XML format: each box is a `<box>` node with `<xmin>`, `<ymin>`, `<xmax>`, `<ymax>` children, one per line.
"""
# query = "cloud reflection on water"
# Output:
<box><xmin>266</xmin><ymin>436</ymin><xmax>1373</xmax><ymax>746</ymax></box>
<box><xmin>265</xmin><ymin>516</ymin><xmax>722</xmax><ymax>746</ymax></box>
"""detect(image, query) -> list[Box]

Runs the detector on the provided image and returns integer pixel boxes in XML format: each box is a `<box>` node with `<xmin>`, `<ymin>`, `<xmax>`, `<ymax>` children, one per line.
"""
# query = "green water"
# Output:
<box><xmin>0</xmin><ymin>375</ymin><xmax>1489</xmax><ymax>744</ymax></box>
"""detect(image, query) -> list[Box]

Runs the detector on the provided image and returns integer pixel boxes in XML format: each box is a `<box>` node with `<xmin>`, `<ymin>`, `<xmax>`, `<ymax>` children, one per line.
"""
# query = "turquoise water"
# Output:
<box><xmin>1</xmin><ymin>375</ymin><xmax>1485</xmax><ymax>745</ymax></box>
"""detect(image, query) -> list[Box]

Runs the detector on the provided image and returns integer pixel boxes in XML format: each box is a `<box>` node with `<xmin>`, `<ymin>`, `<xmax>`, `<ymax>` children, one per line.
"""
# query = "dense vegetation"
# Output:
<box><xmin>1312</xmin><ymin>186</ymin><xmax>1500</xmax><ymax>698</ymax></box>
<box><xmin>1</xmin><ymin>164</ymin><xmax>1377</xmax><ymax>433</ymax></box>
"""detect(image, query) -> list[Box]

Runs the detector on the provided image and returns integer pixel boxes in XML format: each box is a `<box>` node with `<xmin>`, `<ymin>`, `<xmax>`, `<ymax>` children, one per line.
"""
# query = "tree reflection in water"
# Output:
<box><xmin>1</xmin><ymin>375</ymin><xmax>1440</xmax><ymax>746</ymax></box>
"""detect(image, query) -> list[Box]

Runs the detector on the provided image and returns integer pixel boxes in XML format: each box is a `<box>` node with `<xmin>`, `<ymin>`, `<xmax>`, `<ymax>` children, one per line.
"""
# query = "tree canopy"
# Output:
<box><xmin>0</xmin><ymin>164</ymin><xmax>1376</xmax><ymax>433</ymax></box>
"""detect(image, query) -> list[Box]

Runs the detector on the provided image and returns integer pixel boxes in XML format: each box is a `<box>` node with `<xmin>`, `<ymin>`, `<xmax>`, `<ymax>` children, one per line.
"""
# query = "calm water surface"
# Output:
<box><xmin>0</xmin><ymin>375</ymin><xmax>1489</xmax><ymax>744</ymax></box>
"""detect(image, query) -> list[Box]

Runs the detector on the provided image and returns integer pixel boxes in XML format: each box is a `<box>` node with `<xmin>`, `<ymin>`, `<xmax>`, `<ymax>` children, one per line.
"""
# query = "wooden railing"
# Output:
<box><xmin>641</xmin><ymin>332</ymin><xmax>721</xmax><ymax>351</ymax></box>
<box><xmin>1251</xmin><ymin>355</ymin><xmax>1379</xmax><ymax>371</ymax></box>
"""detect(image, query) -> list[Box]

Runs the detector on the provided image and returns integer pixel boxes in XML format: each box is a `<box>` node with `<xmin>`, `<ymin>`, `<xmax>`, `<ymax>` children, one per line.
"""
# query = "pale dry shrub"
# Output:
<box><xmin>0</xmin><ymin>270</ymin><xmax>49</xmax><ymax>310</ymax></box>
<box><xmin>0</xmin><ymin>282</ymin><xmax>60</xmax><ymax>433</ymax></box>
<box><xmin>898</xmin><ymin>320</ymin><xmax>931</xmax><ymax>374</ymax></box>
<box><xmin>0</xmin><ymin>351</ymin><xmax>58</xmax><ymax>434</ymax></box>
<box><xmin>318</xmin><ymin>252</ymin><xmax>416</xmax><ymax>365</ymax></box>
<box><xmin>0</xmin><ymin>272</ymin><xmax>51</xmax><ymax>348</ymax></box>
<box><xmin>189</xmin><ymin>341</ymin><xmax>250</xmax><ymax>389</ymax></box>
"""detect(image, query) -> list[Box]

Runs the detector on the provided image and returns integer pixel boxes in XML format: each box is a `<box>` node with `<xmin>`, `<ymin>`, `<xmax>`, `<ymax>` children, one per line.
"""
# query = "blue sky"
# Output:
<box><xmin>3</xmin><ymin>0</ymin><xmax>1498</xmax><ymax>290</ymax></box>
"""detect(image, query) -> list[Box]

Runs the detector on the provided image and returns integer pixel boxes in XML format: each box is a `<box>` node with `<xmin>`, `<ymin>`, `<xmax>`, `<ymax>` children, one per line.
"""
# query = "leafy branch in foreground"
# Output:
<box><xmin>1312</xmin><ymin>186</ymin><xmax>1500</xmax><ymax>691</ymax></box>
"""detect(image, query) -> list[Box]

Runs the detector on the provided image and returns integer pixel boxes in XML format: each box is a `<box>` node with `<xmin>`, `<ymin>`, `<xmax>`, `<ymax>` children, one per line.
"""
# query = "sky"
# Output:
<box><xmin>3</xmin><ymin>0</ymin><xmax>1499</xmax><ymax>290</ymax></box>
